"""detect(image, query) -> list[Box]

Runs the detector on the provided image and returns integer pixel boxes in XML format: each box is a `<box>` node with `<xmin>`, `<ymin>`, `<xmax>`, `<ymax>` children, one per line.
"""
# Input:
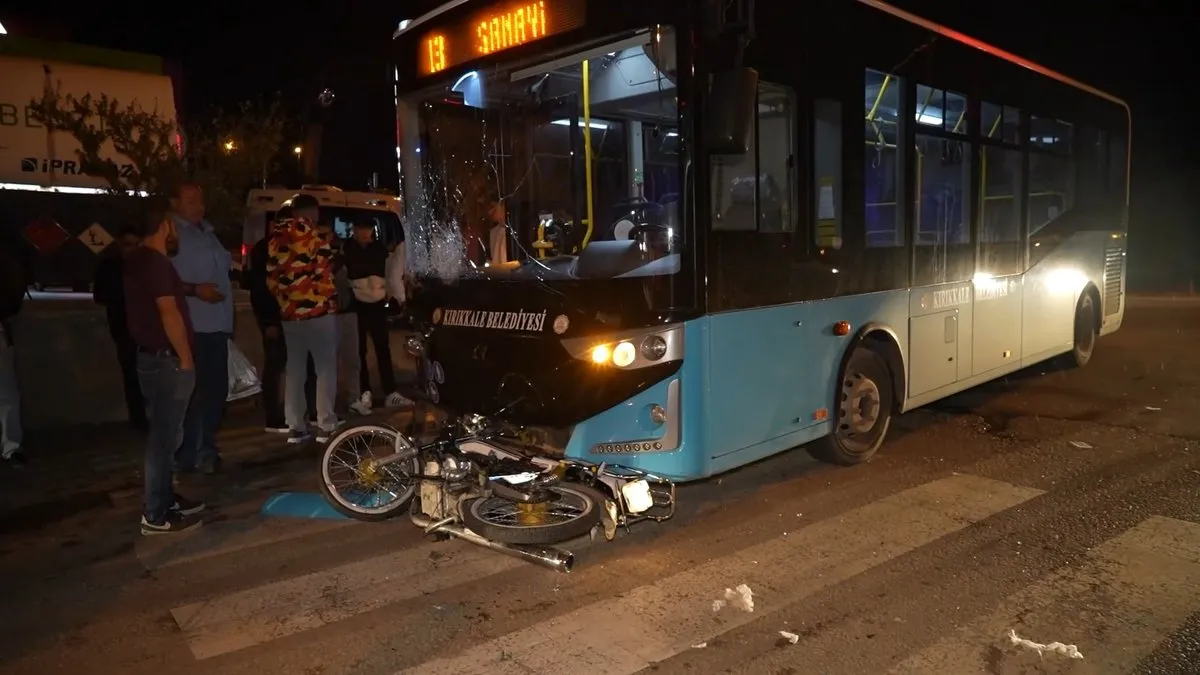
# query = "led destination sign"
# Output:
<box><xmin>418</xmin><ymin>0</ymin><xmax>586</xmax><ymax>76</ymax></box>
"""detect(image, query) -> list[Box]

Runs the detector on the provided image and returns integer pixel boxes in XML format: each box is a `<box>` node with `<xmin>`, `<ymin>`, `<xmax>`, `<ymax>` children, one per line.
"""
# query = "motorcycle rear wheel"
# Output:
<box><xmin>319</xmin><ymin>424</ymin><xmax>419</xmax><ymax>521</ymax></box>
<box><xmin>461</xmin><ymin>484</ymin><xmax>605</xmax><ymax>545</ymax></box>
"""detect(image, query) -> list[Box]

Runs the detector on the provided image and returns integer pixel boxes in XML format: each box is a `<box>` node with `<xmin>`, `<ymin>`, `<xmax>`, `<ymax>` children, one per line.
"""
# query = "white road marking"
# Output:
<box><xmin>398</xmin><ymin>474</ymin><xmax>1043</xmax><ymax>675</ymax></box>
<box><xmin>891</xmin><ymin>515</ymin><xmax>1200</xmax><ymax>674</ymax></box>
<box><xmin>136</xmin><ymin>517</ymin><xmax>357</xmax><ymax>570</ymax></box>
<box><xmin>171</xmin><ymin>538</ymin><xmax>522</xmax><ymax>660</ymax></box>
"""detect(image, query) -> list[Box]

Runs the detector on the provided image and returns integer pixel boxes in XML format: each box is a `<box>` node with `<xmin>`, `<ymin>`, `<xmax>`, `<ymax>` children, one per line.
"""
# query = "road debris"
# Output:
<box><xmin>779</xmin><ymin>630</ymin><xmax>800</xmax><ymax>644</ymax></box>
<box><xmin>1145</xmin><ymin>406</ymin><xmax>1162</xmax><ymax>411</ymax></box>
<box><xmin>1069</xmin><ymin>441</ymin><xmax>1093</xmax><ymax>450</ymax></box>
<box><xmin>712</xmin><ymin>584</ymin><xmax>755</xmax><ymax>613</ymax></box>
<box><xmin>1007</xmin><ymin>629</ymin><xmax>1084</xmax><ymax>660</ymax></box>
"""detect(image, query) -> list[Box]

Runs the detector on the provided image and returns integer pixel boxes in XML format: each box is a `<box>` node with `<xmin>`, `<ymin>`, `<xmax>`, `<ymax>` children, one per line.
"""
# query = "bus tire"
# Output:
<box><xmin>809</xmin><ymin>347</ymin><xmax>894</xmax><ymax>466</ymax></box>
<box><xmin>1065</xmin><ymin>291</ymin><xmax>1098</xmax><ymax>368</ymax></box>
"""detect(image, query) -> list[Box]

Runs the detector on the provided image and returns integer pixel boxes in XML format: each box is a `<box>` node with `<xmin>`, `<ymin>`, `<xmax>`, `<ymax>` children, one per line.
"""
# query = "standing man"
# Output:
<box><xmin>124</xmin><ymin>202</ymin><xmax>205</xmax><ymax>534</ymax></box>
<box><xmin>266</xmin><ymin>194</ymin><xmax>342</xmax><ymax>443</ymax></box>
<box><xmin>343</xmin><ymin>219</ymin><xmax>411</xmax><ymax>410</ymax></box>
<box><xmin>93</xmin><ymin>225</ymin><xmax>148</xmax><ymax>431</ymax></box>
<box><xmin>0</xmin><ymin>233</ymin><xmax>28</xmax><ymax>467</ymax></box>
<box><xmin>170</xmin><ymin>182</ymin><xmax>232</xmax><ymax>474</ymax></box>
<box><xmin>247</xmin><ymin>207</ymin><xmax>318</xmax><ymax>433</ymax></box>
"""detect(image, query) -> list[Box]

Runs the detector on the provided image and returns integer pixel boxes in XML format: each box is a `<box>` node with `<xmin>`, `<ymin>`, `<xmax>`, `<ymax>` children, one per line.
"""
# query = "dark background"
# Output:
<box><xmin>2</xmin><ymin>1</ymin><xmax>1194</xmax><ymax>290</ymax></box>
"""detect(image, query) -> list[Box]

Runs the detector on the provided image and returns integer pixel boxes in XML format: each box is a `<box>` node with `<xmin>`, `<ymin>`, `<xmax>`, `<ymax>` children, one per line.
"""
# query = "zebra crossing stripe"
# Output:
<box><xmin>136</xmin><ymin>517</ymin><xmax>356</xmax><ymax>570</ymax></box>
<box><xmin>171</xmin><ymin>538</ymin><xmax>524</xmax><ymax>660</ymax></box>
<box><xmin>890</xmin><ymin>515</ymin><xmax>1200</xmax><ymax>673</ymax></box>
<box><xmin>397</xmin><ymin>474</ymin><xmax>1043</xmax><ymax>674</ymax></box>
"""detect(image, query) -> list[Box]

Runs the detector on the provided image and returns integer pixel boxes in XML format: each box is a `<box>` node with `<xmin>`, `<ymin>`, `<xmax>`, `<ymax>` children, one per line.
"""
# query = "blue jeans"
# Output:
<box><xmin>179</xmin><ymin>332</ymin><xmax>228</xmax><ymax>470</ymax></box>
<box><xmin>138</xmin><ymin>351</ymin><xmax>195</xmax><ymax>522</ymax></box>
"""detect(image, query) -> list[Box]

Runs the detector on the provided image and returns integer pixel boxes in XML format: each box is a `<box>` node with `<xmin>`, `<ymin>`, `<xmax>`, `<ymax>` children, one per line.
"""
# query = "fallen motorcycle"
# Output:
<box><xmin>317</xmin><ymin>412</ymin><xmax>676</xmax><ymax>573</ymax></box>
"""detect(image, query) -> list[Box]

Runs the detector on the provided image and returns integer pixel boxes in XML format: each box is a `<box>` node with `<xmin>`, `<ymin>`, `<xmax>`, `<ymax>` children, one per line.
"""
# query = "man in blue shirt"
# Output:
<box><xmin>170</xmin><ymin>182</ymin><xmax>233</xmax><ymax>474</ymax></box>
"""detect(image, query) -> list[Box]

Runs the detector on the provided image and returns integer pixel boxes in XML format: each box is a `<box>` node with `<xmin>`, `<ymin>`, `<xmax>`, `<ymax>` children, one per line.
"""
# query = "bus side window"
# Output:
<box><xmin>710</xmin><ymin>82</ymin><xmax>795</xmax><ymax>233</ymax></box>
<box><xmin>863</xmin><ymin>68</ymin><xmax>903</xmax><ymax>249</ymax></box>
<box><xmin>1027</xmin><ymin>116</ymin><xmax>1076</xmax><ymax>235</ymax></box>
<box><xmin>813</xmin><ymin>98</ymin><xmax>842</xmax><ymax>250</ymax></box>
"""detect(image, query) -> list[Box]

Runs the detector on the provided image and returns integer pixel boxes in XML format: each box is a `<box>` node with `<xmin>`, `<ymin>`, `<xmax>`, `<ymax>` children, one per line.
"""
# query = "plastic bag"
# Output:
<box><xmin>227</xmin><ymin>339</ymin><xmax>262</xmax><ymax>402</ymax></box>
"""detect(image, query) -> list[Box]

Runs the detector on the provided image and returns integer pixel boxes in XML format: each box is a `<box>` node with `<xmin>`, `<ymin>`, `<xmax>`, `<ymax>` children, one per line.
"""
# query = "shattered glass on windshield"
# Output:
<box><xmin>401</xmin><ymin>27</ymin><xmax>681</xmax><ymax>283</ymax></box>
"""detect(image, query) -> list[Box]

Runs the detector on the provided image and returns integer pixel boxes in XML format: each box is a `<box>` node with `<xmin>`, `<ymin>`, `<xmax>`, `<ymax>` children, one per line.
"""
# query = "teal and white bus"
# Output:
<box><xmin>391</xmin><ymin>0</ymin><xmax>1129</xmax><ymax>480</ymax></box>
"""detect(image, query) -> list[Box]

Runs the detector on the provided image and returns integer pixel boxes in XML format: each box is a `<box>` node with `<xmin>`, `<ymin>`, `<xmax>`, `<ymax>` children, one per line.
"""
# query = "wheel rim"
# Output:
<box><xmin>321</xmin><ymin>427</ymin><xmax>418</xmax><ymax>515</ymax></box>
<box><xmin>468</xmin><ymin>486</ymin><xmax>593</xmax><ymax>531</ymax></box>
<box><xmin>838</xmin><ymin>372</ymin><xmax>882</xmax><ymax>449</ymax></box>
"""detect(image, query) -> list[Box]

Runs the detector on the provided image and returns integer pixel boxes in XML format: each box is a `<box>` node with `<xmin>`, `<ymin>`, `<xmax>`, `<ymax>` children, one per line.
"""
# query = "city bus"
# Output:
<box><xmin>391</xmin><ymin>0</ymin><xmax>1130</xmax><ymax>480</ymax></box>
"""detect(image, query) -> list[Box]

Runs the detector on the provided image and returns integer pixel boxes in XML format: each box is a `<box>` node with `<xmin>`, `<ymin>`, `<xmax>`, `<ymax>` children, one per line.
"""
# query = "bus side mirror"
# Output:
<box><xmin>705</xmin><ymin>67</ymin><xmax>758</xmax><ymax>155</ymax></box>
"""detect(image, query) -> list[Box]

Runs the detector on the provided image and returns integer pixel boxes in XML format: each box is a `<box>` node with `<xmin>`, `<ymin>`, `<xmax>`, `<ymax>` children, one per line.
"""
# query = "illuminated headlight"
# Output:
<box><xmin>590</xmin><ymin>344</ymin><xmax>611</xmax><ymax>364</ymax></box>
<box><xmin>641</xmin><ymin>335</ymin><xmax>668</xmax><ymax>361</ymax></box>
<box><xmin>612</xmin><ymin>341</ymin><xmax>636</xmax><ymax>367</ymax></box>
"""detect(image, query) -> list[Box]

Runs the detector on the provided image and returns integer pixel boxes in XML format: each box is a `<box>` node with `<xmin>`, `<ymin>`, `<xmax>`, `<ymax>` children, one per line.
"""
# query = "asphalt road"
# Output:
<box><xmin>1</xmin><ymin>297</ymin><xmax>1199</xmax><ymax>675</ymax></box>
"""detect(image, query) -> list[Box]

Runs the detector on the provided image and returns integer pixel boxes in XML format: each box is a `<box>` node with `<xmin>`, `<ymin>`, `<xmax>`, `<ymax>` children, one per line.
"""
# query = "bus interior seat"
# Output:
<box><xmin>573</xmin><ymin>240</ymin><xmax>644</xmax><ymax>278</ymax></box>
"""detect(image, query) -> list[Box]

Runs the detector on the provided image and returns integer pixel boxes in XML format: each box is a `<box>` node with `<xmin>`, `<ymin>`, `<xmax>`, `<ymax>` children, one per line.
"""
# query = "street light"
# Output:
<box><xmin>223</xmin><ymin>139</ymin><xmax>237</xmax><ymax>153</ymax></box>
<box><xmin>293</xmin><ymin>146</ymin><xmax>303</xmax><ymax>155</ymax></box>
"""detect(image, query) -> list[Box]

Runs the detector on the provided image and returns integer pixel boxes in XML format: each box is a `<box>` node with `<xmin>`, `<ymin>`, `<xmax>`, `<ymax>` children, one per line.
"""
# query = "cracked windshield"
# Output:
<box><xmin>403</xmin><ymin>28</ymin><xmax>681</xmax><ymax>282</ymax></box>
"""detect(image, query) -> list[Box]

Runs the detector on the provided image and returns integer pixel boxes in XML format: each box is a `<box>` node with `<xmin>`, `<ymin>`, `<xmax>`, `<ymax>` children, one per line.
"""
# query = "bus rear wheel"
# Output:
<box><xmin>809</xmin><ymin>347</ymin><xmax>894</xmax><ymax>466</ymax></box>
<box><xmin>1066</xmin><ymin>292</ymin><xmax>1098</xmax><ymax>368</ymax></box>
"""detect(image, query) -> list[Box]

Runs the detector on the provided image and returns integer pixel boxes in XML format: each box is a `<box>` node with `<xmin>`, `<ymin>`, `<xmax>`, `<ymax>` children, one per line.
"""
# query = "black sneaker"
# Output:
<box><xmin>171</xmin><ymin>494</ymin><xmax>206</xmax><ymax>516</ymax></box>
<box><xmin>287</xmin><ymin>429</ymin><xmax>312</xmax><ymax>444</ymax></box>
<box><xmin>3</xmin><ymin>450</ymin><xmax>26</xmax><ymax>468</ymax></box>
<box><xmin>141</xmin><ymin>510</ymin><xmax>203</xmax><ymax>536</ymax></box>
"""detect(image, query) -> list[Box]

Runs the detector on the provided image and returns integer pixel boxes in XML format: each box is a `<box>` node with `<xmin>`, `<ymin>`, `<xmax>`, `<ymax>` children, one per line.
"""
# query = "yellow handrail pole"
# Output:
<box><xmin>581</xmin><ymin>58</ymin><xmax>596</xmax><ymax>250</ymax></box>
<box><xmin>866</xmin><ymin>75</ymin><xmax>891</xmax><ymax>145</ymax></box>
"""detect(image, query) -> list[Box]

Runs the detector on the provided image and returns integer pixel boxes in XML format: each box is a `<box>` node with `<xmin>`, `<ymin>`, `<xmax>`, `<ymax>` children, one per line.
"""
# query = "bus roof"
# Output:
<box><xmin>858</xmin><ymin>0</ymin><xmax>1128</xmax><ymax>111</ymax></box>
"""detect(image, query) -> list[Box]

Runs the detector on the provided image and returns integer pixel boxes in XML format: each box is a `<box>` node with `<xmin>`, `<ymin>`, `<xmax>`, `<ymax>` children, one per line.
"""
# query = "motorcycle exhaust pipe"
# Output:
<box><xmin>411</xmin><ymin>513</ymin><xmax>575</xmax><ymax>573</ymax></box>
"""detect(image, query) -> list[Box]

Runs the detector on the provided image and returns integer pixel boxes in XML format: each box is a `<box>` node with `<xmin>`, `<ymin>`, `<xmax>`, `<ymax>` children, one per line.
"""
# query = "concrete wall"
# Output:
<box><xmin>12</xmin><ymin>294</ymin><xmax>414</xmax><ymax>430</ymax></box>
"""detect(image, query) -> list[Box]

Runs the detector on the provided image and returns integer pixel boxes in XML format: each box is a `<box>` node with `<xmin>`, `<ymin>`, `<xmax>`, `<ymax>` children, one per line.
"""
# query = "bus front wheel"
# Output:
<box><xmin>810</xmin><ymin>347</ymin><xmax>894</xmax><ymax>466</ymax></box>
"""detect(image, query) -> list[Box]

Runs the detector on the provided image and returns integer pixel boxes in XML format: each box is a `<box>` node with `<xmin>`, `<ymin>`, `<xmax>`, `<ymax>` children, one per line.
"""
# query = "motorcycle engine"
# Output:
<box><xmin>419</xmin><ymin>456</ymin><xmax>479</xmax><ymax>521</ymax></box>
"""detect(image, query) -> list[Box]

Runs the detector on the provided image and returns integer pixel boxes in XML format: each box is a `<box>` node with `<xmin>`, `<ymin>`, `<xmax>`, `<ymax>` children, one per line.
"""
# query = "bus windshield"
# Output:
<box><xmin>402</xmin><ymin>28</ymin><xmax>681</xmax><ymax>282</ymax></box>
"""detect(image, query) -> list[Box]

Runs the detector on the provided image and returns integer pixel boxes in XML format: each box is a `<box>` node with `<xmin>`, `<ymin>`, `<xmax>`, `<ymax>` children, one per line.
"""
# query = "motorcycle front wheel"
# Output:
<box><xmin>460</xmin><ymin>484</ymin><xmax>605</xmax><ymax>545</ymax></box>
<box><xmin>319</xmin><ymin>424</ymin><xmax>420</xmax><ymax>521</ymax></box>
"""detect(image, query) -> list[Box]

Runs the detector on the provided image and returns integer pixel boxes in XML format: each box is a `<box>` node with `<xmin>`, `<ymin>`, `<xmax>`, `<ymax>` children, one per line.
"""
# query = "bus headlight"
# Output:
<box><xmin>612</xmin><ymin>341</ymin><xmax>637</xmax><ymax>367</ymax></box>
<box><xmin>641</xmin><ymin>335</ymin><xmax>668</xmax><ymax>361</ymax></box>
<box><xmin>590</xmin><ymin>344</ymin><xmax>611</xmax><ymax>364</ymax></box>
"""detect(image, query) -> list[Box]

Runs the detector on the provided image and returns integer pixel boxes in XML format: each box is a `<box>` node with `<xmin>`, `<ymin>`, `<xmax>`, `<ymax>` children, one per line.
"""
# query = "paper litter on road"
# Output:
<box><xmin>779</xmin><ymin>631</ymin><xmax>800</xmax><ymax>644</ymax></box>
<box><xmin>1069</xmin><ymin>441</ymin><xmax>1094</xmax><ymax>450</ymax></box>
<box><xmin>1007</xmin><ymin>629</ymin><xmax>1084</xmax><ymax>660</ymax></box>
<box><xmin>691</xmin><ymin>642</ymin><xmax>707</xmax><ymax>649</ymax></box>
<box><xmin>1145</xmin><ymin>406</ymin><xmax>1162</xmax><ymax>411</ymax></box>
<box><xmin>713</xmin><ymin>584</ymin><xmax>755</xmax><ymax>613</ymax></box>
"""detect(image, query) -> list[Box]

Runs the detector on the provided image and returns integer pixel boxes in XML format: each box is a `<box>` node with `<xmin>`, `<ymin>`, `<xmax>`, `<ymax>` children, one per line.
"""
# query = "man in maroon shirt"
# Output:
<box><xmin>124</xmin><ymin>201</ymin><xmax>207</xmax><ymax>535</ymax></box>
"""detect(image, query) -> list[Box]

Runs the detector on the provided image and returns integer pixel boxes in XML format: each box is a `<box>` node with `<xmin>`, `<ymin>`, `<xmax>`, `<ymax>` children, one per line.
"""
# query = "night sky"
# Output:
<box><xmin>3</xmin><ymin>0</ymin><xmax>1195</xmax><ymax>289</ymax></box>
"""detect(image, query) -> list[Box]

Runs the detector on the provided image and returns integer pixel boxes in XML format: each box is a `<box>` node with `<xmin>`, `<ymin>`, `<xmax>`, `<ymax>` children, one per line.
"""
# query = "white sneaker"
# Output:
<box><xmin>350</xmin><ymin>391</ymin><xmax>373</xmax><ymax>416</ymax></box>
<box><xmin>385</xmin><ymin>391</ymin><xmax>415</xmax><ymax>408</ymax></box>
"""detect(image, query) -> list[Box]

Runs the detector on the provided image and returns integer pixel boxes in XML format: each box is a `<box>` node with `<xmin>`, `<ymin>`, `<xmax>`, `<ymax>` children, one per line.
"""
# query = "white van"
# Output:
<box><xmin>241</xmin><ymin>184</ymin><xmax>405</xmax><ymax>261</ymax></box>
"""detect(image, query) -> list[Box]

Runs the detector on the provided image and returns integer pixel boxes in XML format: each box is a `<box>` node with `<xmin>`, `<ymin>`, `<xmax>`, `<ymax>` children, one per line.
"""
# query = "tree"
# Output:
<box><xmin>185</xmin><ymin>96</ymin><xmax>291</xmax><ymax>233</ymax></box>
<box><xmin>28</xmin><ymin>86</ymin><xmax>184</xmax><ymax>196</ymax></box>
<box><xmin>29</xmin><ymin>88</ymin><xmax>295</xmax><ymax>236</ymax></box>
